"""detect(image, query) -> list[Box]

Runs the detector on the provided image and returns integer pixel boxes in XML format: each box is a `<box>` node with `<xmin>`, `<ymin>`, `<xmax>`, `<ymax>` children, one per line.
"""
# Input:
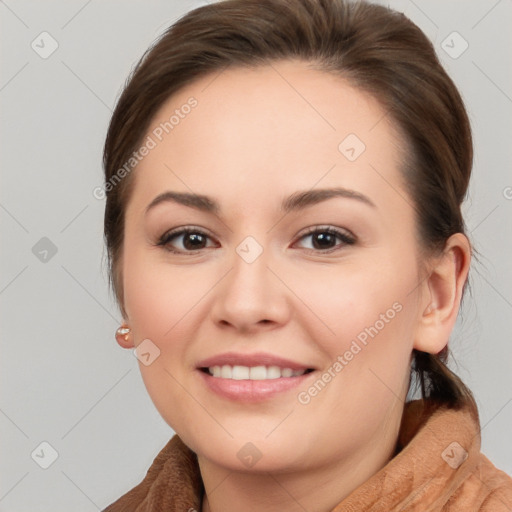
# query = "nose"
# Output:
<box><xmin>209</xmin><ymin>244</ymin><xmax>291</xmax><ymax>334</ymax></box>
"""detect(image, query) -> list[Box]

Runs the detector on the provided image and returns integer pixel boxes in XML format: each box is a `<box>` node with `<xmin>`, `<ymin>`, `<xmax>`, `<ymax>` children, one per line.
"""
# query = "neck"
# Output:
<box><xmin>198</xmin><ymin>429</ymin><xmax>399</xmax><ymax>512</ymax></box>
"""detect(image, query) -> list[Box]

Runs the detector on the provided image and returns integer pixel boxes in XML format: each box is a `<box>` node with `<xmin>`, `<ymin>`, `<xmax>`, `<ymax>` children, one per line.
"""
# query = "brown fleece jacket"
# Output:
<box><xmin>103</xmin><ymin>400</ymin><xmax>512</xmax><ymax>511</ymax></box>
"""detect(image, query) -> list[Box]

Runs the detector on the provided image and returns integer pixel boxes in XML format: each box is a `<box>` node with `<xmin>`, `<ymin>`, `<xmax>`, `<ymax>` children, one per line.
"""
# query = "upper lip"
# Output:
<box><xmin>197</xmin><ymin>352</ymin><xmax>314</xmax><ymax>371</ymax></box>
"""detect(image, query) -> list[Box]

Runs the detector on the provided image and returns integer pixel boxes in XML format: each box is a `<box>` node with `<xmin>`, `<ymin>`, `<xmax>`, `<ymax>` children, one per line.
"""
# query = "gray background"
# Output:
<box><xmin>1</xmin><ymin>1</ymin><xmax>511</xmax><ymax>510</ymax></box>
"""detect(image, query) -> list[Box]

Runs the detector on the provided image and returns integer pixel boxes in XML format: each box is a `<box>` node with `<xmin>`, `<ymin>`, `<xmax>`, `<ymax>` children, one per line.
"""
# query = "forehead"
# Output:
<box><xmin>129</xmin><ymin>60</ymin><xmax>408</xmax><ymax>215</ymax></box>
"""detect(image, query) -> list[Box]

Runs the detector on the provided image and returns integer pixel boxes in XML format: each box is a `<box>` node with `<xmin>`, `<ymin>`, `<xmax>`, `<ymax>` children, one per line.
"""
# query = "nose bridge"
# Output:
<box><xmin>229</xmin><ymin>235</ymin><xmax>273</xmax><ymax>303</ymax></box>
<box><xmin>211</xmin><ymin>235</ymin><xmax>289</xmax><ymax>329</ymax></box>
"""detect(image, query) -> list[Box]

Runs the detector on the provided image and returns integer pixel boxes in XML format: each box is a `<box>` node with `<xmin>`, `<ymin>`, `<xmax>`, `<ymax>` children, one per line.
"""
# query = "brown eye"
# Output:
<box><xmin>295</xmin><ymin>227</ymin><xmax>355</xmax><ymax>252</ymax></box>
<box><xmin>158</xmin><ymin>228</ymin><xmax>215</xmax><ymax>253</ymax></box>
<box><xmin>311</xmin><ymin>231</ymin><xmax>337</xmax><ymax>250</ymax></box>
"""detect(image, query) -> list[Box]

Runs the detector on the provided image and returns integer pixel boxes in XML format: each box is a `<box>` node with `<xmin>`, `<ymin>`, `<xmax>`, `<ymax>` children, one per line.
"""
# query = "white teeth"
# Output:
<box><xmin>207</xmin><ymin>365</ymin><xmax>308</xmax><ymax>380</ymax></box>
<box><xmin>232</xmin><ymin>365</ymin><xmax>250</xmax><ymax>380</ymax></box>
<box><xmin>221</xmin><ymin>365</ymin><xmax>232</xmax><ymax>379</ymax></box>
<box><xmin>249</xmin><ymin>366</ymin><xmax>267</xmax><ymax>380</ymax></box>
<box><xmin>281</xmin><ymin>368</ymin><xmax>293</xmax><ymax>378</ymax></box>
<box><xmin>267</xmin><ymin>366</ymin><xmax>281</xmax><ymax>379</ymax></box>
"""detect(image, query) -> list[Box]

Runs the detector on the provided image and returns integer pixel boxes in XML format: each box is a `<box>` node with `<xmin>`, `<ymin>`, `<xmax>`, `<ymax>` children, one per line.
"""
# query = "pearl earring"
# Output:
<box><xmin>115</xmin><ymin>325</ymin><xmax>131</xmax><ymax>343</ymax></box>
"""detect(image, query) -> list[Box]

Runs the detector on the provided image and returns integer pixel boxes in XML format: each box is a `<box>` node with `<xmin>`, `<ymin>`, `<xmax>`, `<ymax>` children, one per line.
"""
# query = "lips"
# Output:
<box><xmin>196</xmin><ymin>352</ymin><xmax>316</xmax><ymax>401</ymax></box>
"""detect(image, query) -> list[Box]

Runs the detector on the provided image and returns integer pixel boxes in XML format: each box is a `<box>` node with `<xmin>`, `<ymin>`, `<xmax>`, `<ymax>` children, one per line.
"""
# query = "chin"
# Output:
<box><xmin>181</xmin><ymin>427</ymin><xmax>312</xmax><ymax>473</ymax></box>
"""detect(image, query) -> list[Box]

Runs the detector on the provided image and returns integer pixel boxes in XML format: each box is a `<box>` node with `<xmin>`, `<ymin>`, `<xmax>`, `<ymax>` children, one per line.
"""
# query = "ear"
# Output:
<box><xmin>413</xmin><ymin>233</ymin><xmax>471</xmax><ymax>354</ymax></box>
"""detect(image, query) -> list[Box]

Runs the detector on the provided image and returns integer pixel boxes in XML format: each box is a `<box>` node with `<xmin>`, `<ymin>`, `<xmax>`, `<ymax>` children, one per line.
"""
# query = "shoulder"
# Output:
<box><xmin>102</xmin><ymin>435</ymin><xmax>202</xmax><ymax>511</ymax></box>
<box><xmin>445</xmin><ymin>454</ymin><xmax>512</xmax><ymax>511</ymax></box>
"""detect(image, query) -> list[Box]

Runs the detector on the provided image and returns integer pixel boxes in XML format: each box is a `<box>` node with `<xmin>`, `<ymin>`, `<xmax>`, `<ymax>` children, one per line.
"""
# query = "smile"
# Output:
<box><xmin>196</xmin><ymin>352</ymin><xmax>317</xmax><ymax>402</ymax></box>
<box><xmin>204</xmin><ymin>365</ymin><xmax>312</xmax><ymax>380</ymax></box>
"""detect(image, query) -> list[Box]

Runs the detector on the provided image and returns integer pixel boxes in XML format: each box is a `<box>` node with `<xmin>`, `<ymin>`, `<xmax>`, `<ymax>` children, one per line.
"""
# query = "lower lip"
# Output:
<box><xmin>197</xmin><ymin>370</ymin><xmax>314</xmax><ymax>402</ymax></box>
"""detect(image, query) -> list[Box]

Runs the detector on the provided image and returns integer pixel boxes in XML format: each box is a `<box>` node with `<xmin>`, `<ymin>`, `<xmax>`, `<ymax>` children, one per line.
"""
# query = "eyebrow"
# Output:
<box><xmin>145</xmin><ymin>187</ymin><xmax>376</xmax><ymax>216</ymax></box>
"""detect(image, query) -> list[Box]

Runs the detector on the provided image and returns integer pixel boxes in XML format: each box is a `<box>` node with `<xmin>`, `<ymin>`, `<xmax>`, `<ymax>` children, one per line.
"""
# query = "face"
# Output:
<box><xmin>121</xmin><ymin>60</ymin><xmax>426</xmax><ymax>473</ymax></box>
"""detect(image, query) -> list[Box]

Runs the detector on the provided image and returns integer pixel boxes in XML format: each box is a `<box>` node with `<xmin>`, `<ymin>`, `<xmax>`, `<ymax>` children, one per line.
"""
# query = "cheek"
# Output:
<box><xmin>121</xmin><ymin>245</ymin><xmax>212</xmax><ymax>428</ymax></box>
<box><xmin>123</xmin><ymin>243</ymin><xmax>210</xmax><ymax>340</ymax></box>
<box><xmin>297</xmin><ymin>269</ymin><xmax>416</xmax><ymax>404</ymax></box>
<box><xmin>290</xmin><ymin>255</ymin><xmax>419</xmax><ymax>410</ymax></box>
<box><xmin>290</xmin><ymin>257</ymin><xmax>417</xmax><ymax>350</ymax></box>
<box><xmin>123</xmin><ymin>254</ymin><xmax>170</xmax><ymax>339</ymax></box>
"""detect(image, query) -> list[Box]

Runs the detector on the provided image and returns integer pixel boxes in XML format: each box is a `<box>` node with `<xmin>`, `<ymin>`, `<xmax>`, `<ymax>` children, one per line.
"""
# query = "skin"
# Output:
<box><xmin>116</xmin><ymin>60</ymin><xmax>470</xmax><ymax>512</ymax></box>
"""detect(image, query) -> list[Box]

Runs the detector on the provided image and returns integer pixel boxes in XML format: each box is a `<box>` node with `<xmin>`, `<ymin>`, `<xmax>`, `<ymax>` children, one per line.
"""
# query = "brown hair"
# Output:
<box><xmin>103</xmin><ymin>0</ymin><xmax>475</xmax><ymax>409</ymax></box>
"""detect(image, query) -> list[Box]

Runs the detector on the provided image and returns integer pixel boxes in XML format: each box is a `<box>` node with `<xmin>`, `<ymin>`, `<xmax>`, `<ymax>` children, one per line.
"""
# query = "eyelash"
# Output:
<box><xmin>156</xmin><ymin>225</ymin><xmax>356</xmax><ymax>255</ymax></box>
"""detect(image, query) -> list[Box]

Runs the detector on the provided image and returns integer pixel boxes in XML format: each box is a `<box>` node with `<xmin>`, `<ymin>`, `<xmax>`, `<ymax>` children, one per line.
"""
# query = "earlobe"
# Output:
<box><xmin>115</xmin><ymin>323</ymin><xmax>134</xmax><ymax>348</ymax></box>
<box><xmin>413</xmin><ymin>233</ymin><xmax>471</xmax><ymax>354</ymax></box>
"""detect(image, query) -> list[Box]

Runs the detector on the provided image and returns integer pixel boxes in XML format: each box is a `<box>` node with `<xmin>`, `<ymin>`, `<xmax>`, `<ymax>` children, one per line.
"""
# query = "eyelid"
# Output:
<box><xmin>297</xmin><ymin>224</ymin><xmax>355</xmax><ymax>239</ymax></box>
<box><xmin>156</xmin><ymin>224</ymin><xmax>356</xmax><ymax>254</ymax></box>
<box><xmin>293</xmin><ymin>225</ymin><xmax>356</xmax><ymax>252</ymax></box>
<box><xmin>157</xmin><ymin>226</ymin><xmax>218</xmax><ymax>252</ymax></box>
<box><xmin>159</xmin><ymin>225</ymin><xmax>212</xmax><ymax>239</ymax></box>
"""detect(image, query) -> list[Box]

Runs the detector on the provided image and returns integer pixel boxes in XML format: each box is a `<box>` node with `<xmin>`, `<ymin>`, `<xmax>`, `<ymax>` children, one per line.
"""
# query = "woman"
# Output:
<box><xmin>101</xmin><ymin>0</ymin><xmax>512</xmax><ymax>510</ymax></box>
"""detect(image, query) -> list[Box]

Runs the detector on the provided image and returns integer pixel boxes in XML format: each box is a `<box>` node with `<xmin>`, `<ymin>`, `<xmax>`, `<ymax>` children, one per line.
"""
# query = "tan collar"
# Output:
<box><xmin>332</xmin><ymin>400</ymin><xmax>481</xmax><ymax>511</ymax></box>
<box><xmin>104</xmin><ymin>400</ymin><xmax>484</xmax><ymax>511</ymax></box>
